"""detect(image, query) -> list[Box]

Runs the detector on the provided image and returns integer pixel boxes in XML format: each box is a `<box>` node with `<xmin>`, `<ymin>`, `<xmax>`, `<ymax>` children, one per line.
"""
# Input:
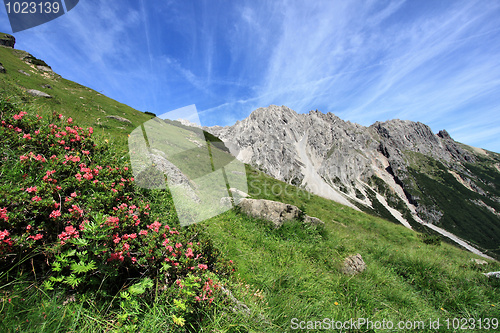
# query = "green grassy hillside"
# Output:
<box><xmin>1</xmin><ymin>40</ymin><xmax>154</xmax><ymax>149</ymax></box>
<box><xmin>200</xmin><ymin>167</ymin><xmax>500</xmax><ymax>331</ymax></box>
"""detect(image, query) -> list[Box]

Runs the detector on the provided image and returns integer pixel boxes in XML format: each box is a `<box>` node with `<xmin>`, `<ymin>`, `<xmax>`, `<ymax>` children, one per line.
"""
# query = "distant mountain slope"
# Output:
<box><xmin>207</xmin><ymin>105</ymin><xmax>500</xmax><ymax>259</ymax></box>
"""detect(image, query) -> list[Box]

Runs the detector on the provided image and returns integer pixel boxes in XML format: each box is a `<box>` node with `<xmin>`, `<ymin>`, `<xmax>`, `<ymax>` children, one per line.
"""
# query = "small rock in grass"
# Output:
<box><xmin>483</xmin><ymin>271</ymin><xmax>500</xmax><ymax>279</ymax></box>
<box><xmin>304</xmin><ymin>215</ymin><xmax>325</xmax><ymax>226</ymax></box>
<box><xmin>220</xmin><ymin>197</ymin><xmax>233</xmax><ymax>208</ymax></box>
<box><xmin>106</xmin><ymin>115</ymin><xmax>132</xmax><ymax>124</ymax></box>
<box><xmin>341</xmin><ymin>253</ymin><xmax>366</xmax><ymax>275</ymax></box>
<box><xmin>471</xmin><ymin>258</ymin><xmax>488</xmax><ymax>265</ymax></box>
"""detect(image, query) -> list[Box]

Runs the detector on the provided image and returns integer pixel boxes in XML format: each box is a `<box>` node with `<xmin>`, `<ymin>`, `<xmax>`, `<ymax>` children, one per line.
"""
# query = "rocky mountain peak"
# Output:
<box><xmin>307</xmin><ymin>109</ymin><xmax>344</xmax><ymax>125</ymax></box>
<box><xmin>247</xmin><ymin>105</ymin><xmax>299</xmax><ymax>124</ymax></box>
<box><xmin>437</xmin><ymin>129</ymin><xmax>452</xmax><ymax>140</ymax></box>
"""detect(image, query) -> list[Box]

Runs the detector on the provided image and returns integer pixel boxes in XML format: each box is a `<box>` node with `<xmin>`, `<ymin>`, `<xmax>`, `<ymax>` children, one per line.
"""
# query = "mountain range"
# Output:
<box><xmin>207</xmin><ymin>105</ymin><xmax>500</xmax><ymax>259</ymax></box>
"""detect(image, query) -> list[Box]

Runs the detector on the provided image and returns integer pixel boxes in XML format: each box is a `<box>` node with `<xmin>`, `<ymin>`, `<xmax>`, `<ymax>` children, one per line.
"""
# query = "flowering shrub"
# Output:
<box><xmin>0</xmin><ymin>98</ymin><xmax>234</xmax><ymax>328</ymax></box>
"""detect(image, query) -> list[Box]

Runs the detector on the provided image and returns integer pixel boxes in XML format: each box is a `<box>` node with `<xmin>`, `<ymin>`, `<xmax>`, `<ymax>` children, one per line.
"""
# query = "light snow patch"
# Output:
<box><xmin>374</xmin><ymin>192</ymin><xmax>412</xmax><ymax>229</ymax></box>
<box><xmin>448</xmin><ymin>170</ymin><xmax>475</xmax><ymax>192</ymax></box>
<box><xmin>424</xmin><ymin>223</ymin><xmax>495</xmax><ymax>261</ymax></box>
<box><xmin>295</xmin><ymin>131</ymin><xmax>358</xmax><ymax>210</ymax></box>
<box><xmin>236</xmin><ymin>146</ymin><xmax>254</xmax><ymax>164</ymax></box>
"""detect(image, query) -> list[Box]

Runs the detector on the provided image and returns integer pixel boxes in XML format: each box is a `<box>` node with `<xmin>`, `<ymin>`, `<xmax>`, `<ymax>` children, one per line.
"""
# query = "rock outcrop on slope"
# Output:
<box><xmin>0</xmin><ymin>33</ymin><xmax>15</xmax><ymax>48</ymax></box>
<box><xmin>207</xmin><ymin>105</ymin><xmax>500</xmax><ymax>259</ymax></box>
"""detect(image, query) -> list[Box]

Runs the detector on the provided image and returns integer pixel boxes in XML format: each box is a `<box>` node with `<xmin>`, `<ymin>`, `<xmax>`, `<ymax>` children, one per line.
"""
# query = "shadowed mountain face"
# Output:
<box><xmin>207</xmin><ymin>105</ymin><xmax>500</xmax><ymax>259</ymax></box>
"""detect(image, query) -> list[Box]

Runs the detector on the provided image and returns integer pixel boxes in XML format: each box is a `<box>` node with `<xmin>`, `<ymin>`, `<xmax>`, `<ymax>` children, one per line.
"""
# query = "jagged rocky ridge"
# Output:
<box><xmin>207</xmin><ymin>105</ymin><xmax>500</xmax><ymax>259</ymax></box>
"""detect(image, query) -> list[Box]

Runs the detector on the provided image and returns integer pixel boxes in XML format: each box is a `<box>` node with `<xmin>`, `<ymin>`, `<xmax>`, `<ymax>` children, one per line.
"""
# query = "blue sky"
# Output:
<box><xmin>2</xmin><ymin>0</ymin><xmax>500</xmax><ymax>152</ymax></box>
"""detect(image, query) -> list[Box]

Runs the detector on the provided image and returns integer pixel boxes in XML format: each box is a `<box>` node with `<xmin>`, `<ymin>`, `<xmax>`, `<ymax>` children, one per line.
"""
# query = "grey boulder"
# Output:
<box><xmin>106</xmin><ymin>115</ymin><xmax>132</xmax><ymax>124</ymax></box>
<box><xmin>238</xmin><ymin>198</ymin><xmax>324</xmax><ymax>228</ymax></box>
<box><xmin>341</xmin><ymin>253</ymin><xmax>367</xmax><ymax>275</ymax></box>
<box><xmin>27</xmin><ymin>89</ymin><xmax>52</xmax><ymax>98</ymax></box>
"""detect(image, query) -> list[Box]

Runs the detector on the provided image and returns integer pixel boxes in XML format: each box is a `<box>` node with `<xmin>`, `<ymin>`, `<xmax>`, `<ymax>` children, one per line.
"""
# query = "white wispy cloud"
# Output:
<box><xmin>200</xmin><ymin>0</ymin><xmax>500</xmax><ymax>150</ymax></box>
<box><xmin>3</xmin><ymin>0</ymin><xmax>499</xmax><ymax>151</ymax></box>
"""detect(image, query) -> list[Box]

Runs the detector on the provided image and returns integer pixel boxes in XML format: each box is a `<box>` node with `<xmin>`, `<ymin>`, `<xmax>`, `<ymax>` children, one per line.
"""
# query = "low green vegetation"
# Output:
<box><xmin>402</xmin><ymin>151</ymin><xmax>500</xmax><ymax>259</ymax></box>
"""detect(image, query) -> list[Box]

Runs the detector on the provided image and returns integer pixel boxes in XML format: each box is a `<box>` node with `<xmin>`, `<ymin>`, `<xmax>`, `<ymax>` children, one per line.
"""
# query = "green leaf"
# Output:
<box><xmin>69</xmin><ymin>238</ymin><xmax>88</xmax><ymax>246</ymax></box>
<box><xmin>52</xmin><ymin>261</ymin><xmax>62</xmax><ymax>272</ymax></box>
<box><xmin>70</xmin><ymin>260</ymin><xmax>96</xmax><ymax>274</ymax></box>
<box><xmin>172</xmin><ymin>315</ymin><xmax>186</xmax><ymax>327</ymax></box>
<box><xmin>128</xmin><ymin>283</ymin><xmax>146</xmax><ymax>296</ymax></box>
<box><xmin>42</xmin><ymin>280</ymin><xmax>54</xmax><ymax>290</ymax></box>
<box><xmin>86</xmin><ymin>260</ymin><xmax>97</xmax><ymax>270</ymax></box>
<box><xmin>173</xmin><ymin>299</ymin><xmax>186</xmax><ymax>311</ymax></box>
<box><xmin>117</xmin><ymin>313</ymin><xmax>128</xmax><ymax>321</ymax></box>
<box><xmin>65</xmin><ymin>274</ymin><xmax>82</xmax><ymax>288</ymax></box>
<box><xmin>63</xmin><ymin>249</ymin><xmax>77</xmax><ymax>258</ymax></box>
<box><xmin>49</xmin><ymin>276</ymin><xmax>64</xmax><ymax>282</ymax></box>
<box><xmin>160</xmin><ymin>262</ymin><xmax>171</xmax><ymax>273</ymax></box>
<box><xmin>128</xmin><ymin>278</ymin><xmax>153</xmax><ymax>296</ymax></box>
<box><xmin>142</xmin><ymin>278</ymin><xmax>154</xmax><ymax>289</ymax></box>
<box><xmin>120</xmin><ymin>291</ymin><xmax>130</xmax><ymax>300</ymax></box>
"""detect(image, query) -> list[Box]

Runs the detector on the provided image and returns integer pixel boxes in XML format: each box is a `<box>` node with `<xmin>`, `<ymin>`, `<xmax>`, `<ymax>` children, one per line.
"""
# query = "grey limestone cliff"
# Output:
<box><xmin>207</xmin><ymin>105</ymin><xmax>500</xmax><ymax>259</ymax></box>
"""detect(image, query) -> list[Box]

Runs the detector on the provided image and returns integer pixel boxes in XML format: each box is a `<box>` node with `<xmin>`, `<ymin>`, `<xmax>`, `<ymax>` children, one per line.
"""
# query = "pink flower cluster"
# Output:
<box><xmin>122</xmin><ymin>233</ymin><xmax>137</xmax><ymax>240</ymax></box>
<box><xmin>58</xmin><ymin>225</ymin><xmax>79</xmax><ymax>245</ymax></box>
<box><xmin>0</xmin><ymin>208</ymin><xmax>8</xmax><ymax>222</ymax></box>
<box><xmin>185</xmin><ymin>247</ymin><xmax>194</xmax><ymax>259</ymax></box>
<box><xmin>26</xmin><ymin>186</ymin><xmax>37</xmax><ymax>193</ymax></box>
<box><xmin>49</xmin><ymin>210</ymin><xmax>61</xmax><ymax>219</ymax></box>
<box><xmin>106</xmin><ymin>216</ymin><xmax>120</xmax><ymax>227</ymax></box>
<box><xmin>75</xmin><ymin>163</ymin><xmax>99</xmax><ymax>181</ymax></box>
<box><xmin>27</xmin><ymin>233</ymin><xmax>43</xmax><ymax>241</ymax></box>
<box><xmin>64</xmin><ymin>154</ymin><xmax>80</xmax><ymax>163</ymax></box>
<box><xmin>42</xmin><ymin>170</ymin><xmax>56</xmax><ymax>183</ymax></box>
<box><xmin>19</xmin><ymin>152</ymin><xmax>46</xmax><ymax>163</ymax></box>
<box><xmin>147</xmin><ymin>221</ymin><xmax>162</xmax><ymax>233</ymax></box>
<box><xmin>194</xmin><ymin>277</ymin><xmax>217</xmax><ymax>304</ymax></box>
<box><xmin>108</xmin><ymin>251</ymin><xmax>125</xmax><ymax>262</ymax></box>
<box><xmin>13</xmin><ymin>111</ymin><xmax>28</xmax><ymax>120</ymax></box>
<box><xmin>0</xmin><ymin>229</ymin><xmax>13</xmax><ymax>247</ymax></box>
<box><xmin>68</xmin><ymin>205</ymin><xmax>84</xmax><ymax>217</ymax></box>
